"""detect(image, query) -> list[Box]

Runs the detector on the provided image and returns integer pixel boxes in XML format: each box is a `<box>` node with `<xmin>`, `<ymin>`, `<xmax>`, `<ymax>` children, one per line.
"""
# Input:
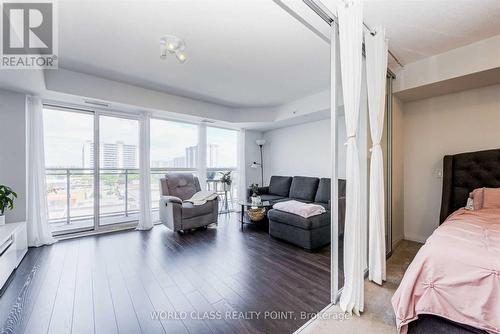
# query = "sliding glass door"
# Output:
<box><xmin>44</xmin><ymin>107</ymin><xmax>96</xmax><ymax>234</ymax></box>
<box><xmin>98</xmin><ymin>115</ymin><xmax>140</xmax><ymax>226</ymax></box>
<box><xmin>44</xmin><ymin>106</ymin><xmax>141</xmax><ymax>234</ymax></box>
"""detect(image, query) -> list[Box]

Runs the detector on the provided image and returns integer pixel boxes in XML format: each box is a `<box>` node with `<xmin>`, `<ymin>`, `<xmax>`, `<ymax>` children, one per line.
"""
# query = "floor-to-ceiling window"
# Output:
<box><xmin>206</xmin><ymin>126</ymin><xmax>239</xmax><ymax>212</ymax></box>
<box><xmin>150</xmin><ymin>118</ymin><xmax>199</xmax><ymax>221</ymax></box>
<box><xmin>44</xmin><ymin>106</ymin><xmax>242</xmax><ymax>234</ymax></box>
<box><xmin>44</xmin><ymin>107</ymin><xmax>96</xmax><ymax>234</ymax></box>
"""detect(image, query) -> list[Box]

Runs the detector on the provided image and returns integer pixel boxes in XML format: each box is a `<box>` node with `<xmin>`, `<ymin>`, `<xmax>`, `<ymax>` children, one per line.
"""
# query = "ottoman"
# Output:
<box><xmin>268</xmin><ymin>209</ymin><xmax>330</xmax><ymax>251</ymax></box>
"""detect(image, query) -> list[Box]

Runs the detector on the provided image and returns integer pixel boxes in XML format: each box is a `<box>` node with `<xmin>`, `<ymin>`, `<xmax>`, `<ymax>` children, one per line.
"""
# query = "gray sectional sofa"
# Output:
<box><xmin>250</xmin><ymin>176</ymin><xmax>346</xmax><ymax>250</ymax></box>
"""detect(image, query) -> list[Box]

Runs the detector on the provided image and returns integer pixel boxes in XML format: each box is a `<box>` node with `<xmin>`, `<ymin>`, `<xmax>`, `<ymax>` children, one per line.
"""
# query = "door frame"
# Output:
<box><xmin>43</xmin><ymin>102</ymin><xmax>142</xmax><ymax>236</ymax></box>
<box><xmin>94</xmin><ymin>110</ymin><xmax>141</xmax><ymax>232</ymax></box>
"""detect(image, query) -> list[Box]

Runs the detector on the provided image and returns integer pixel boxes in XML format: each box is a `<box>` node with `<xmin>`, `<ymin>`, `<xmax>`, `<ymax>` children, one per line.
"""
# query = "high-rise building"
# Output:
<box><xmin>84</xmin><ymin>142</ymin><xmax>217</xmax><ymax>169</ymax></box>
<box><xmin>102</xmin><ymin>143</ymin><xmax>119</xmax><ymax>168</ymax></box>
<box><xmin>183</xmin><ymin>144</ymin><xmax>218</xmax><ymax>168</ymax></box>
<box><xmin>120</xmin><ymin>142</ymin><xmax>137</xmax><ymax>168</ymax></box>
<box><xmin>82</xmin><ymin>141</ymin><xmax>94</xmax><ymax>168</ymax></box>
<box><xmin>185</xmin><ymin>145</ymin><xmax>197</xmax><ymax>168</ymax></box>
<box><xmin>83</xmin><ymin>141</ymin><xmax>137</xmax><ymax>168</ymax></box>
<box><xmin>207</xmin><ymin>144</ymin><xmax>219</xmax><ymax>168</ymax></box>
<box><xmin>173</xmin><ymin>157</ymin><xmax>186</xmax><ymax>168</ymax></box>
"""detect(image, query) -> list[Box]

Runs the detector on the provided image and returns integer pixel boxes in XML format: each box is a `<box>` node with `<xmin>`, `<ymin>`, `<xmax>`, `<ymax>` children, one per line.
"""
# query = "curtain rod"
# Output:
<box><xmin>303</xmin><ymin>0</ymin><xmax>404</xmax><ymax>71</ymax></box>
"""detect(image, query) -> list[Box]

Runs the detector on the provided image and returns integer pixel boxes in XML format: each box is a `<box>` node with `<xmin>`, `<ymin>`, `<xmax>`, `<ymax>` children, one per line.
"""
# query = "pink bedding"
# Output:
<box><xmin>392</xmin><ymin>208</ymin><xmax>500</xmax><ymax>334</ymax></box>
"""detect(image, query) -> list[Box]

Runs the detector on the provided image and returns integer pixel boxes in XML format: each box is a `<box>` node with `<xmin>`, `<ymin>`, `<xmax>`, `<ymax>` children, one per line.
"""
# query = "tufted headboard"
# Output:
<box><xmin>440</xmin><ymin>148</ymin><xmax>500</xmax><ymax>223</ymax></box>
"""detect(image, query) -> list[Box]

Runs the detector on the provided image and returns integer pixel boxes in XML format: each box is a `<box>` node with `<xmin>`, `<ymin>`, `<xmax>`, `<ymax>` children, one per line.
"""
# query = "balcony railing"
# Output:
<box><xmin>206</xmin><ymin>168</ymin><xmax>239</xmax><ymax>213</ymax></box>
<box><xmin>46</xmin><ymin>167</ymin><xmax>239</xmax><ymax>233</ymax></box>
<box><xmin>46</xmin><ymin>168</ymin><xmax>143</xmax><ymax>232</ymax></box>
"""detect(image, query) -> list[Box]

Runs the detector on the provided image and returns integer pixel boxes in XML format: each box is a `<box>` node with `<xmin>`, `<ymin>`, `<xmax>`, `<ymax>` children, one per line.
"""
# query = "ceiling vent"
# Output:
<box><xmin>84</xmin><ymin>100</ymin><xmax>109</xmax><ymax>108</ymax></box>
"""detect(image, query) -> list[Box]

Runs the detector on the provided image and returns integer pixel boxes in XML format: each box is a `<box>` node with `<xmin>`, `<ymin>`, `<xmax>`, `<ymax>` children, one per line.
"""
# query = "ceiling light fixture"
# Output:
<box><xmin>160</xmin><ymin>35</ymin><xmax>187</xmax><ymax>63</ymax></box>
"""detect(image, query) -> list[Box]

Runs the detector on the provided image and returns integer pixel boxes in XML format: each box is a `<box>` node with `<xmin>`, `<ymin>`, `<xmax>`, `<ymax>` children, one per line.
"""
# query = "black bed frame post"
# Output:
<box><xmin>440</xmin><ymin>155</ymin><xmax>453</xmax><ymax>224</ymax></box>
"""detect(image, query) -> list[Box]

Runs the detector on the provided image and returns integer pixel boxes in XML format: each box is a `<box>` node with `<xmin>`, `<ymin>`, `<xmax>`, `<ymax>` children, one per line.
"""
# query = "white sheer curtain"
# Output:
<box><xmin>338</xmin><ymin>0</ymin><xmax>364</xmax><ymax>315</ymax></box>
<box><xmin>137</xmin><ymin>111</ymin><xmax>153</xmax><ymax>230</ymax></box>
<box><xmin>26</xmin><ymin>96</ymin><xmax>56</xmax><ymax>247</ymax></box>
<box><xmin>238</xmin><ymin>129</ymin><xmax>247</xmax><ymax>203</ymax></box>
<box><xmin>366</xmin><ymin>26</ymin><xmax>388</xmax><ymax>285</ymax></box>
<box><xmin>197</xmin><ymin>124</ymin><xmax>207</xmax><ymax>190</ymax></box>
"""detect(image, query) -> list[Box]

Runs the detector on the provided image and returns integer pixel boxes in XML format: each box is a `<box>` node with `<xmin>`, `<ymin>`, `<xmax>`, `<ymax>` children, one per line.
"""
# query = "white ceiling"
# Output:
<box><xmin>56</xmin><ymin>0</ymin><xmax>500</xmax><ymax>109</ymax></box>
<box><xmin>58</xmin><ymin>0</ymin><xmax>330</xmax><ymax>108</ymax></box>
<box><xmin>361</xmin><ymin>0</ymin><xmax>500</xmax><ymax>67</ymax></box>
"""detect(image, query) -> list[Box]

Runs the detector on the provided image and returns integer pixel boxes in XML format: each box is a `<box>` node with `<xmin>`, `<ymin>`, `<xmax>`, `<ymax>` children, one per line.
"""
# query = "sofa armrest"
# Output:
<box><xmin>325</xmin><ymin>197</ymin><xmax>345</xmax><ymax>235</ymax></box>
<box><xmin>337</xmin><ymin>196</ymin><xmax>346</xmax><ymax>236</ymax></box>
<box><xmin>247</xmin><ymin>186</ymin><xmax>269</xmax><ymax>199</ymax></box>
<box><xmin>257</xmin><ymin>186</ymin><xmax>269</xmax><ymax>195</ymax></box>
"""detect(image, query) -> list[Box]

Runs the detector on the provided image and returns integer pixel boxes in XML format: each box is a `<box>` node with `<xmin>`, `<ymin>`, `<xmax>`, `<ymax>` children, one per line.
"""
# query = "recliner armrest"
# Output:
<box><xmin>160</xmin><ymin>195</ymin><xmax>183</xmax><ymax>205</ymax></box>
<box><xmin>159</xmin><ymin>196</ymin><xmax>182</xmax><ymax>231</ymax></box>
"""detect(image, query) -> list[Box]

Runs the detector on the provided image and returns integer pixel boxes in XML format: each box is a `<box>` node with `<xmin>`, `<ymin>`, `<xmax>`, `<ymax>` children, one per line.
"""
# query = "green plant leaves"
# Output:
<box><xmin>0</xmin><ymin>185</ymin><xmax>17</xmax><ymax>214</ymax></box>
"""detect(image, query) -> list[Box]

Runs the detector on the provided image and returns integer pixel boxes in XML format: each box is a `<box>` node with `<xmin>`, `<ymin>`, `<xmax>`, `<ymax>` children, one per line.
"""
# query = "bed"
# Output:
<box><xmin>392</xmin><ymin>148</ymin><xmax>500</xmax><ymax>334</ymax></box>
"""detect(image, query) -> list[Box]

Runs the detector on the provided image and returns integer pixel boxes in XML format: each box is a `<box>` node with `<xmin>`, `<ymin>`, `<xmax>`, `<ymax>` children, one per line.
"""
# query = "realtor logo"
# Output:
<box><xmin>1</xmin><ymin>0</ymin><xmax>58</xmax><ymax>69</ymax></box>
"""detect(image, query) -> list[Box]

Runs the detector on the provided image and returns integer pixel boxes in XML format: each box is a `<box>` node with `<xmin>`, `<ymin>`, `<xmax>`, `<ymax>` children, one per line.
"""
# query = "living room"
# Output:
<box><xmin>2</xmin><ymin>1</ymin><xmax>499</xmax><ymax>334</ymax></box>
<box><xmin>0</xmin><ymin>1</ymin><xmax>340</xmax><ymax>333</ymax></box>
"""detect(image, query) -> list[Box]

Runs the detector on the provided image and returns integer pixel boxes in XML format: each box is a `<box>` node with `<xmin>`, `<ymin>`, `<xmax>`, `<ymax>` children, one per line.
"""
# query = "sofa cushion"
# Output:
<box><xmin>315</xmin><ymin>178</ymin><xmax>331</xmax><ymax>203</ymax></box>
<box><xmin>267</xmin><ymin>208</ymin><xmax>330</xmax><ymax>230</ymax></box>
<box><xmin>289</xmin><ymin>176</ymin><xmax>319</xmax><ymax>202</ymax></box>
<box><xmin>181</xmin><ymin>201</ymin><xmax>213</xmax><ymax>219</ymax></box>
<box><xmin>268</xmin><ymin>176</ymin><xmax>293</xmax><ymax>197</ymax></box>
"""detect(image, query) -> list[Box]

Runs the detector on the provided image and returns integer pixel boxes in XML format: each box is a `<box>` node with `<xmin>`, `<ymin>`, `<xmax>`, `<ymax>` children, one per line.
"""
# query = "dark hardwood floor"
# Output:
<box><xmin>0</xmin><ymin>213</ymin><xmax>330</xmax><ymax>334</ymax></box>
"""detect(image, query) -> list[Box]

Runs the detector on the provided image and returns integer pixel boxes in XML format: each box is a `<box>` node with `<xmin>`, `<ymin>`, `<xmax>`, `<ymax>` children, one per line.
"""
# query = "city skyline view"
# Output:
<box><xmin>43</xmin><ymin>108</ymin><xmax>238</xmax><ymax>169</ymax></box>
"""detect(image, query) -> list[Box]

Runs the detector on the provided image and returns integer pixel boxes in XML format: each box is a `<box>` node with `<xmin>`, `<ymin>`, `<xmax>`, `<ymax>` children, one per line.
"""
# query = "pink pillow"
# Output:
<box><xmin>482</xmin><ymin>188</ymin><xmax>500</xmax><ymax>208</ymax></box>
<box><xmin>469</xmin><ymin>188</ymin><xmax>484</xmax><ymax>210</ymax></box>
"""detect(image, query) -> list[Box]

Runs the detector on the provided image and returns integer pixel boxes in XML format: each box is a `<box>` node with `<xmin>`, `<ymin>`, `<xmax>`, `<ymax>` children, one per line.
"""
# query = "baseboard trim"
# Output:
<box><xmin>392</xmin><ymin>237</ymin><xmax>404</xmax><ymax>249</ymax></box>
<box><xmin>403</xmin><ymin>235</ymin><xmax>427</xmax><ymax>244</ymax></box>
<box><xmin>55</xmin><ymin>224</ymin><xmax>138</xmax><ymax>241</ymax></box>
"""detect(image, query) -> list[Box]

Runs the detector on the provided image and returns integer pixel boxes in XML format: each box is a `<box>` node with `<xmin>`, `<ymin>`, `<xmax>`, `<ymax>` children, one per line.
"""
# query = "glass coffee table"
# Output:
<box><xmin>239</xmin><ymin>200</ymin><xmax>272</xmax><ymax>228</ymax></box>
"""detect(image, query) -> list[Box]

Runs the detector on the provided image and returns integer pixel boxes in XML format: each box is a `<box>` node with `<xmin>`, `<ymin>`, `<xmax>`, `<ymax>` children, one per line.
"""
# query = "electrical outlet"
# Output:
<box><xmin>436</xmin><ymin>169</ymin><xmax>443</xmax><ymax>178</ymax></box>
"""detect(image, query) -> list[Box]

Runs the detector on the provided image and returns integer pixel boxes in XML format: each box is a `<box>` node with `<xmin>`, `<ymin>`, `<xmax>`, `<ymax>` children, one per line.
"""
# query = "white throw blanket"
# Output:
<box><xmin>273</xmin><ymin>200</ymin><xmax>326</xmax><ymax>218</ymax></box>
<box><xmin>184</xmin><ymin>190</ymin><xmax>218</xmax><ymax>206</ymax></box>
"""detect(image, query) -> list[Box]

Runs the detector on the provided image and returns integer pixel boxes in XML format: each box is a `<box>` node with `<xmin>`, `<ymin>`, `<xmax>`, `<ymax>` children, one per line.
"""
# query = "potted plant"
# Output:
<box><xmin>250</xmin><ymin>183</ymin><xmax>259</xmax><ymax>197</ymax></box>
<box><xmin>0</xmin><ymin>185</ymin><xmax>17</xmax><ymax>225</ymax></box>
<box><xmin>219</xmin><ymin>171</ymin><xmax>232</xmax><ymax>191</ymax></box>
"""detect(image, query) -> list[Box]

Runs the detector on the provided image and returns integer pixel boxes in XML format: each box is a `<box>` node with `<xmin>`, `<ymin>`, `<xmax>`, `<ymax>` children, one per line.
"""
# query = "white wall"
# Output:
<box><xmin>403</xmin><ymin>84</ymin><xmax>500</xmax><ymax>242</ymax></box>
<box><xmin>262</xmin><ymin>119</ymin><xmax>330</xmax><ymax>182</ymax></box>
<box><xmin>261</xmin><ymin>118</ymin><xmax>348</xmax><ymax>182</ymax></box>
<box><xmin>0</xmin><ymin>89</ymin><xmax>27</xmax><ymax>223</ymax></box>
<box><xmin>391</xmin><ymin>96</ymin><xmax>405</xmax><ymax>245</ymax></box>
